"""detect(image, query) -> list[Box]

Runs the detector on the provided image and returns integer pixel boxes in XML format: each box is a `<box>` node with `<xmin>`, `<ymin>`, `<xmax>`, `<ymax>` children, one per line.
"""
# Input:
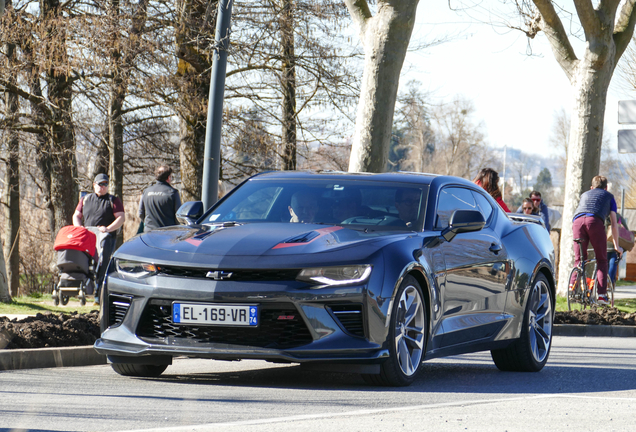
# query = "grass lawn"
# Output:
<box><xmin>3</xmin><ymin>294</ymin><xmax>635</xmax><ymax>316</ymax></box>
<box><xmin>0</xmin><ymin>294</ymin><xmax>98</xmax><ymax>315</ymax></box>
<box><xmin>556</xmin><ymin>295</ymin><xmax>636</xmax><ymax>313</ymax></box>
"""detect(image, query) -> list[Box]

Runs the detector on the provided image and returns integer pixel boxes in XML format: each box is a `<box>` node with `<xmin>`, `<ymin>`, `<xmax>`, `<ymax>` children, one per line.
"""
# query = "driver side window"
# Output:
<box><xmin>435</xmin><ymin>187</ymin><xmax>477</xmax><ymax>230</ymax></box>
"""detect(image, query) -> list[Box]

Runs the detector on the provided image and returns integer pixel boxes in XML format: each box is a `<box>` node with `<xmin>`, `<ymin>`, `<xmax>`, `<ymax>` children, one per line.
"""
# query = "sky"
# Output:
<box><xmin>399</xmin><ymin>1</ymin><xmax>634</xmax><ymax>158</ymax></box>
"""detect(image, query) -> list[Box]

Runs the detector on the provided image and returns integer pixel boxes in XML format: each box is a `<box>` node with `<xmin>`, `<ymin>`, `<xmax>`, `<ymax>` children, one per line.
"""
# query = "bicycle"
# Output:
<box><xmin>567</xmin><ymin>238</ymin><xmax>617</xmax><ymax>310</ymax></box>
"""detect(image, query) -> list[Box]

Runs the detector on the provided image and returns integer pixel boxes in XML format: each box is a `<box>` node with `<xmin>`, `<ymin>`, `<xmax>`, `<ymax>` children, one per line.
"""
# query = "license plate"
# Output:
<box><xmin>172</xmin><ymin>303</ymin><xmax>258</xmax><ymax>326</ymax></box>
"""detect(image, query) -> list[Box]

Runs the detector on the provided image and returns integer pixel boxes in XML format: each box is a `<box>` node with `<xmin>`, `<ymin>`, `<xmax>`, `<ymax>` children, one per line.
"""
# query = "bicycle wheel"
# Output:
<box><xmin>608</xmin><ymin>278</ymin><xmax>615</xmax><ymax>307</ymax></box>
<box><xmin>567</xmin><ymin>267</ymin><xmax>584</xmax><ymax>311</ymax></box>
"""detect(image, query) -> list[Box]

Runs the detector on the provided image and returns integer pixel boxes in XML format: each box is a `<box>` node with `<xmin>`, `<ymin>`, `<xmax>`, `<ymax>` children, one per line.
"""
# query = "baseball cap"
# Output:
<box><xmin>94</xmin><ymin>173</ymin><xmax>109</xmax><ymax>184</ymax></box>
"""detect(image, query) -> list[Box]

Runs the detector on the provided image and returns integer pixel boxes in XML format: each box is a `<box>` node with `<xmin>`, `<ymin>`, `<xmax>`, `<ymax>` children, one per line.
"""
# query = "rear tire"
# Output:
<box><xmin>567</xmin><ymin>268</ymin><xmax>583</xmax><ymax>311</ymax></box>
<box><xmin>491</xmin><ymin>273</ymin><xmax>553</xmax><ymax>372</ymax></box>
<box><xmin>362</xmin><ymin>275</ymin><xmax>427</xmax><ymax>386</ymax></box>
<box><xmin>53</xmin><ymin>289</ymin><xmax>60</xmax><ymax>306</ymax></box>
<box><xmin>111</xmin><ymin>363</ymin><xmax>168</xmax><ymax>377</ymax></box>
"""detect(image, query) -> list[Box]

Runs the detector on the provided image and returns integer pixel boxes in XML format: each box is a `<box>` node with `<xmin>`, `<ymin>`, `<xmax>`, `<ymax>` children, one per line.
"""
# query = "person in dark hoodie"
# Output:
<box><xmin>139</xmin><ymin>165</ymin><xmax>182</xmax><ymax>232</ymax></box>
<box><xmin>570</xmin><ymin>175</ymin><xmax>623</xmax><ymax>305</ymax></box>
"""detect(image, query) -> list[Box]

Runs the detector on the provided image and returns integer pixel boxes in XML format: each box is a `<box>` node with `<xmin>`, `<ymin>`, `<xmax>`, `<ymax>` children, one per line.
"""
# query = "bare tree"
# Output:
<box><xmin>549</xmin><ymin>107</ymin><xmax>570</xmax><ymax>181</ymax></box>
<box><xmin>345</xmin><ymin>0</ymin><xmax>420</xmax><ymax>173</ymax></box>
<box><xmin>390</xmin><ymin>81</ymin><xmax>433</xmax><ymax>173</ymax></box>
<box><xmin>427</xmin><ymin>96</ymin><xmax>492</xmax><ymax>179</ymax></box>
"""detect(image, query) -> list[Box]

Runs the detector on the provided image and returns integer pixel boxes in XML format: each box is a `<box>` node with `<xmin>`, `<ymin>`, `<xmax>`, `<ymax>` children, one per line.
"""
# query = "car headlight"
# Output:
<box><xmin>115</xmin><ymin>259</ymin><xmax>159</xmax><ymax>278</ymax></box>
<box><xmin>297</xmin><ymin>265</ymin><xmax>372</xmax><ymax>286</ymax></box>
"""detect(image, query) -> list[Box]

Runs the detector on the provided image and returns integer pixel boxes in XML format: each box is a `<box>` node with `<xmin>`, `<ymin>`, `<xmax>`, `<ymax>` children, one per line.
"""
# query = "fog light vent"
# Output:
<box><xmin>329</xmin><ymin>304</ymin><xmax>364</xmax><ymax>337</ymax></box>
<box><xmin>108</xmin><ymin>294</ymin><xmax>132</xmax><ymax>327</ymax></box>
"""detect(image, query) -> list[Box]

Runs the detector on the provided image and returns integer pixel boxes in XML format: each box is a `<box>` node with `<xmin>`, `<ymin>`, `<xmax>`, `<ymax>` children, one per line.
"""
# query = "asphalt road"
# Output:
<box><xmin>1</xmin><ymin>336</ymin><xmax>636</xmax><ymax>432</ymax></box>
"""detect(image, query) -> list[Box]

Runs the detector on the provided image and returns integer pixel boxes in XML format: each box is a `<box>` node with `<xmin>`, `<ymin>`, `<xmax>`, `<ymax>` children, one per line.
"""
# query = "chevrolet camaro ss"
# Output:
<box><xmin>95</xmin><ymin>171</ymin><xmax>555</xmax><ymax>386</ymax></box>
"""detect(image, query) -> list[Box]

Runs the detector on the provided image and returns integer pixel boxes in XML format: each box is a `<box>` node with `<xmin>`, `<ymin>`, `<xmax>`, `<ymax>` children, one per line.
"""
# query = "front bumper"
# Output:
<box><xmin>95</xmin><ymin>270</ymin><xmax>390</xmax><ymax>364</ymax></box>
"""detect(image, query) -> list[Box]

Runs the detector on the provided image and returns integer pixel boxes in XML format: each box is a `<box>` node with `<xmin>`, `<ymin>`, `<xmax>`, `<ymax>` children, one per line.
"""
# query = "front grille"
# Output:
<box><xmin>156</xmin><ymin>266</ymin><xmax>299</xmax><ymax>281</ymax></box>
<box><xmin>136</xmin><ymin>300</ymin><xmax>313</xmax><ymax>349</ymax></box>
<box><xmin>108</xmin><ymin>294</ymin><xmax>133</xmax><ymax>327</ymax></box>
<box><xmin>329</xmin><ymin>304</ymin><xmax>365</xmax><ymax>337</ymax></box>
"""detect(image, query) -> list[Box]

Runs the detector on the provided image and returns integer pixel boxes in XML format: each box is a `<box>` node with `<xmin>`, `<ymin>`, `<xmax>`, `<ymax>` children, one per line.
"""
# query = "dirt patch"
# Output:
<box><xmin>1</xmin><ymin>308</ymin><xmax>635</xmax><ymax>350</ymax></box>
<box><xmin>555</xmin><ymin>308</ymin><xmax>636</xmax><ymax>326</ymax></box>
<box><xmin>0</xmin><ymin>311</ymin><xmax>100</xmax><ymax>350</ymax></box>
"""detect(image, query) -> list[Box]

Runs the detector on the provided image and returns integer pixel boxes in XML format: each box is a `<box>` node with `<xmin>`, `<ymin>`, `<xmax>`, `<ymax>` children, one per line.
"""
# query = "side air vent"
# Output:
<box><xmin>329</xmin><ymin>304</ymin><xmax>365</xmax><ymax>337</ymax></box>
<box><xmin>283</xmin><ymin>231</ymin><xmax>320</xmax><ymax>244</ymax></box>
<box><xmin>108</xmin><ymin>294</ymin><xmax>132</xmax><ymax>327</ymax></box>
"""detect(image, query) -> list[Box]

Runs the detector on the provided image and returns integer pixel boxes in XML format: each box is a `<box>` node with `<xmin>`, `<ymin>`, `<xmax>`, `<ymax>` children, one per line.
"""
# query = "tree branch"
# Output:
<box><xmin>573</xmin><ymin>0</ymin><xmax>601</xmax><ymax>38</ymax></box>
<box><xmin>0</xmin><ymin>78</ymin><xmax>54</xmax><ymax>117</ymax></box>
<box><xmin>613</xmin><ymin>0</ymin><xmax>636</xmax><ymax>60</ymax></box>
<box><xmin>533</xmin><ymin>0</ymin><xmax>579</xmax><ymax>79</ymax></box>
<box><xmin>343</xmin><ymin>0</ymin><xmax>372</xmax><ymax>36</ymax></box>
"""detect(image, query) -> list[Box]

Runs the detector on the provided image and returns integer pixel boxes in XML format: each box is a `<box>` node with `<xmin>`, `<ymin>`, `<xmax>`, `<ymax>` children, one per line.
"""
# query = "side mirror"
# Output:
<box><xmin>441</xmin><ymin>209</ymin><xmax>485</xmax><ymax>242</ymax></box>
<box><xmin>176</xmin><ymin>201</ymin><xmax>204</xmax><ymax>225</ymax></box>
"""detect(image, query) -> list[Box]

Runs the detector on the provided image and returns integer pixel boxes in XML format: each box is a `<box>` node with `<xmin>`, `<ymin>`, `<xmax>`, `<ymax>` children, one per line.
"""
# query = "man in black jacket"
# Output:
<box><xmin>139</xmin><ymin>166</ymin><xmax>182</xmax><ymax>232</ymax></box>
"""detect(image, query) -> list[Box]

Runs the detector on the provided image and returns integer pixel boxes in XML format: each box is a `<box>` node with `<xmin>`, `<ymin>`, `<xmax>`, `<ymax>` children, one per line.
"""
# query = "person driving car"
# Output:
<box><xmin>395</xmin><ymin>188</ymin><xmax>421</xmax><ymax>227</ymax></box>
<box><xmin>289</xmin><ymin>191</ymin><xmax>319</xmax><ymax>223</ymax></box>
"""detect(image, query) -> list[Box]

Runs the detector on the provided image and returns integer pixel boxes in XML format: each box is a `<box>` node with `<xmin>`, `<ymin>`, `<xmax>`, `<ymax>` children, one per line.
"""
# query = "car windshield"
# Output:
<box><xmin>201</xmin><ymin>178</ymin><xmax>429</xmax><ymax>231</ymax></box>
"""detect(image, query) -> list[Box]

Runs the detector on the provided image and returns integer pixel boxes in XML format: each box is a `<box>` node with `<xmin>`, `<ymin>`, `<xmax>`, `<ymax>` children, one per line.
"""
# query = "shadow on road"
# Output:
<box><xmin>139</xmin><ymin>350</ymin><xmax>636</xmax><ymax>395</ymax></box>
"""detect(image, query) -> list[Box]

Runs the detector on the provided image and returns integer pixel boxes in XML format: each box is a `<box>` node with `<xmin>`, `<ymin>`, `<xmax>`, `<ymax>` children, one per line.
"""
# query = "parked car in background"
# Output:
<box><xmin>95</xmin><ymin>171</ymin><xmax>556</xmax><ymax>386</ymax></box>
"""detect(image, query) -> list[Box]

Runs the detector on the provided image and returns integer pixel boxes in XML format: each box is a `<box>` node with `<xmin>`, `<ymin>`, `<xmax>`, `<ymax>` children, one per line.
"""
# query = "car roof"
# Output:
<box><xmin>247</xmin><ymin>170</ymin><xmax>476</xmax><ymax>188</ymax></box>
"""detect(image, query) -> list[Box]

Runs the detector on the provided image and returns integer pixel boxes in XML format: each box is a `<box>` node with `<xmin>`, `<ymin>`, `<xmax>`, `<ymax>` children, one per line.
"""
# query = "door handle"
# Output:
<box><xmin>489</xmin><ymin>243</ymin><xmax>502</xmax><ymax>254</ymax></box>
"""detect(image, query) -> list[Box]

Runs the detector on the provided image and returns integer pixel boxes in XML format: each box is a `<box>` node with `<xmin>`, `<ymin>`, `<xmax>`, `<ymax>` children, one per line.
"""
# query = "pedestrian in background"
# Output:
<box><xmin>516</xmin><ymin>191</ymin><xmax>550</xmax><ymax>231</ymax></box>
<box><xmin>473</xmin><ymin>168</ymin><xmax>510</xmax><ymax>212</ymax></box>
<box><xmin>519</xmin><ymin>198</ymin><xmax>538</xmax><ymax>215</ymax></box>
<box><xmin>607</xmin><ymin>211</ymin><xmax>629</xmax><ymax>286</ymax></box>
<box><xmin>570</xmin><ymin>175</ymin><xmax>623</xmax><ymax>305</ymax></box>
<box><xmin>72</xmin><ymin>173</ymin><xmax>125</xmax><ymax>305</ymax></box>
<box><xmin>139</xmin><ymin>165</ymin><xmax>182</xmax><ymax>232</ymax></box>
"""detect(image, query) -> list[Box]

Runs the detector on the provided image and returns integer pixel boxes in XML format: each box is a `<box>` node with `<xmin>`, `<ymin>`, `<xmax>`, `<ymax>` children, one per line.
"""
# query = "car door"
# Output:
<box><xmin>435</xmin><ymin>187</ymin><xmax>510</xmax><ymax>348</ymax></box>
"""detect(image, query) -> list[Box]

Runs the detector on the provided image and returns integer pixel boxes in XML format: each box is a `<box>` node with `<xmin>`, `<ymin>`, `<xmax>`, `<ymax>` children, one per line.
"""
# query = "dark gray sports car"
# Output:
<box><xmin>95</xmin><ymin>171</ymin><xmax>555</xmax><ymax>386</ymax></box>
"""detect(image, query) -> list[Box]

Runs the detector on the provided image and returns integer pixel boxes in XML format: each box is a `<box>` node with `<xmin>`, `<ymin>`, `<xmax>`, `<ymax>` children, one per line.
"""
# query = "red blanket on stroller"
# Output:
<box><xmin>54</xmin><ymin>225</ymin><xmax>97</xmax><ymax>257</ymax></box>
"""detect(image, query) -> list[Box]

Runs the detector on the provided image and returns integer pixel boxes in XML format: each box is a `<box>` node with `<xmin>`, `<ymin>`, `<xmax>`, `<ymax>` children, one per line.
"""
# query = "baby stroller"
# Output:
<box><xmin>52</xmin><ymin>226</ymin><xmax>98</xmax><ymax>306</ymax></box>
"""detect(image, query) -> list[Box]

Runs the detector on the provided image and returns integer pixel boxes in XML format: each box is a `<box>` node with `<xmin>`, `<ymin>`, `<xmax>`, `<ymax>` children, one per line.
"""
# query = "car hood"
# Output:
<box><xmin>138</xmin><ymin>223</ymin><xmax>403</xmax><ymax>257</ymax></box>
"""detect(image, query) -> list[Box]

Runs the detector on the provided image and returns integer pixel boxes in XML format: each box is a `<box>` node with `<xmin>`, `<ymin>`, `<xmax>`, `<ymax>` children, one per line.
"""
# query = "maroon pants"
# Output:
<box><xmin>571</xmin><ymin>216</ymin><xmax>608</xmax><ymax>294</ymax></box>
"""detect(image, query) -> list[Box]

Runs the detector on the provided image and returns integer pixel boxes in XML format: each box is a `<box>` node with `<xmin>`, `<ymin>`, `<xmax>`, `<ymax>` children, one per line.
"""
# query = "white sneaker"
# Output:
<box><xmin>597</xmin><ymin>294</ymin><xmax>609</xmax><ymax>305</ymax></box>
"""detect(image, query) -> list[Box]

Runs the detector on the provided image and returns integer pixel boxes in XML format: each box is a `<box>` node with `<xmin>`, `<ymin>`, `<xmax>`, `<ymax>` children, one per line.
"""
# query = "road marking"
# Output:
<box><xmin>116</xmin><ymin>393</ymin><xmax>636</xmax><ymax>432</ymax></box>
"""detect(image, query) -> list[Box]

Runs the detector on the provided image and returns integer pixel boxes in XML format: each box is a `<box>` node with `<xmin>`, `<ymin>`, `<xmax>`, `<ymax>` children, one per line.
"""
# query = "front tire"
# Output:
<box><xmin>491</xmin><ymin>273</ymin><xmax>553</xmax><ymax>372</ymax></box>
<box><xmin>111</xmin><ymin>363</ymin><xmax>168</xmax><ymax>377</ymax></box>
<box><xmin>363</xmin><ymin>275</ymin><xmax>427</xmax><ymax>386</ymax></box>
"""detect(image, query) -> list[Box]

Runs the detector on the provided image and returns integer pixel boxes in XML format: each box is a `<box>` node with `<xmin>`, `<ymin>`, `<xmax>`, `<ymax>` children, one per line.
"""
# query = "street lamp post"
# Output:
<box><xmin>201</xmin><ymin>0</ymin><xmax>234</xmax><ymax>210</ymax></box>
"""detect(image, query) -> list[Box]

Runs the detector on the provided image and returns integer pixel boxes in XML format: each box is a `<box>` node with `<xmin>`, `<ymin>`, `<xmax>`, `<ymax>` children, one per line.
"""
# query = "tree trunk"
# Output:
<box><xmin>4</xmin><ymin>75</ymin><xmax>20</xmax><ymax>297</ymax></box>
<box><xmin>45</xmin><ymin>0</ymin><xmax>78</xmax><ymax>235</ymax></box>
<box><xmin>280</xmin><ymin>0</ymin><xmax>296</xmax><ymax>170</ymax></box>
<box><xmin>91</xmin><ymin>125</ymin><xmax>110</xmax><ymax>182</ymax></box>
<box><xmin>108</xmin><ymin>0</ymin><xmax>124</xmax><ymax>207</ymax></box>
<box><xmin>179</xmin><ymin>116</ymin><xmax>206</xmax><ymax>202</ymax></box>
<box><xmin>556</xmin><ymin>54</ymin><xmax>614</xmax><ymax>296</ymax></box>
<box><xmin>175</xmin><ymin>0</ymin><xmax>213</xmax><ymax>202</ymax></box>
<box><xmin>0</xmin><ymin>29</ymin><xmax>16</xmax><ymax>303</ymax></box>
<box><xmin>345</xmin><ymin>0</ymin><xmax>419</xmax><ymax>173</ymax></box>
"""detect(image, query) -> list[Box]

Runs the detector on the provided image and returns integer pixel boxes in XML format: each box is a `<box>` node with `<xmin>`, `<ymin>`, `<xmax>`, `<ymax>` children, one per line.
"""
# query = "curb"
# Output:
<box><xmin>1</xmin><ymin>325</ymin><xmax>635</xmax><ymax>372</ymax></box>
<box><xmin>0</xmin><ymin>345</ymin><xmax>107</xmax><ymax>371</ymax></box>
<box><xmin>553</xmin><ymin>324</ymin><xmax>636</xmax><ymax>337</ymax></box>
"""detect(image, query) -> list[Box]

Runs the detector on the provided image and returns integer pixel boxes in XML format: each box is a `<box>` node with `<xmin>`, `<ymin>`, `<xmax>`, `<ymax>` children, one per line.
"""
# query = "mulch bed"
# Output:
<box><xmin>0</xmin><ymin>311</ymin><xmax>100</xmax><ymax>350</ymax></box>
<box><xmin>555</xmin><ymin>308</ymin><xmax>636</xmax><ymax>326</ymax></box>
<box><xmin>1</xmin><ymin>308</ymin><xmax>635</xmax><ymax>350</ymax></box>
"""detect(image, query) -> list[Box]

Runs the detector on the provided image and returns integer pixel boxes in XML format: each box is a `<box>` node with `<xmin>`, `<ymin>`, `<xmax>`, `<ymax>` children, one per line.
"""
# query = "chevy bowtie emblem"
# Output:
<box><xmin>206</xmin><ymin>271</ymin><xmax>233</xmax><ymax>280</ymax></box>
